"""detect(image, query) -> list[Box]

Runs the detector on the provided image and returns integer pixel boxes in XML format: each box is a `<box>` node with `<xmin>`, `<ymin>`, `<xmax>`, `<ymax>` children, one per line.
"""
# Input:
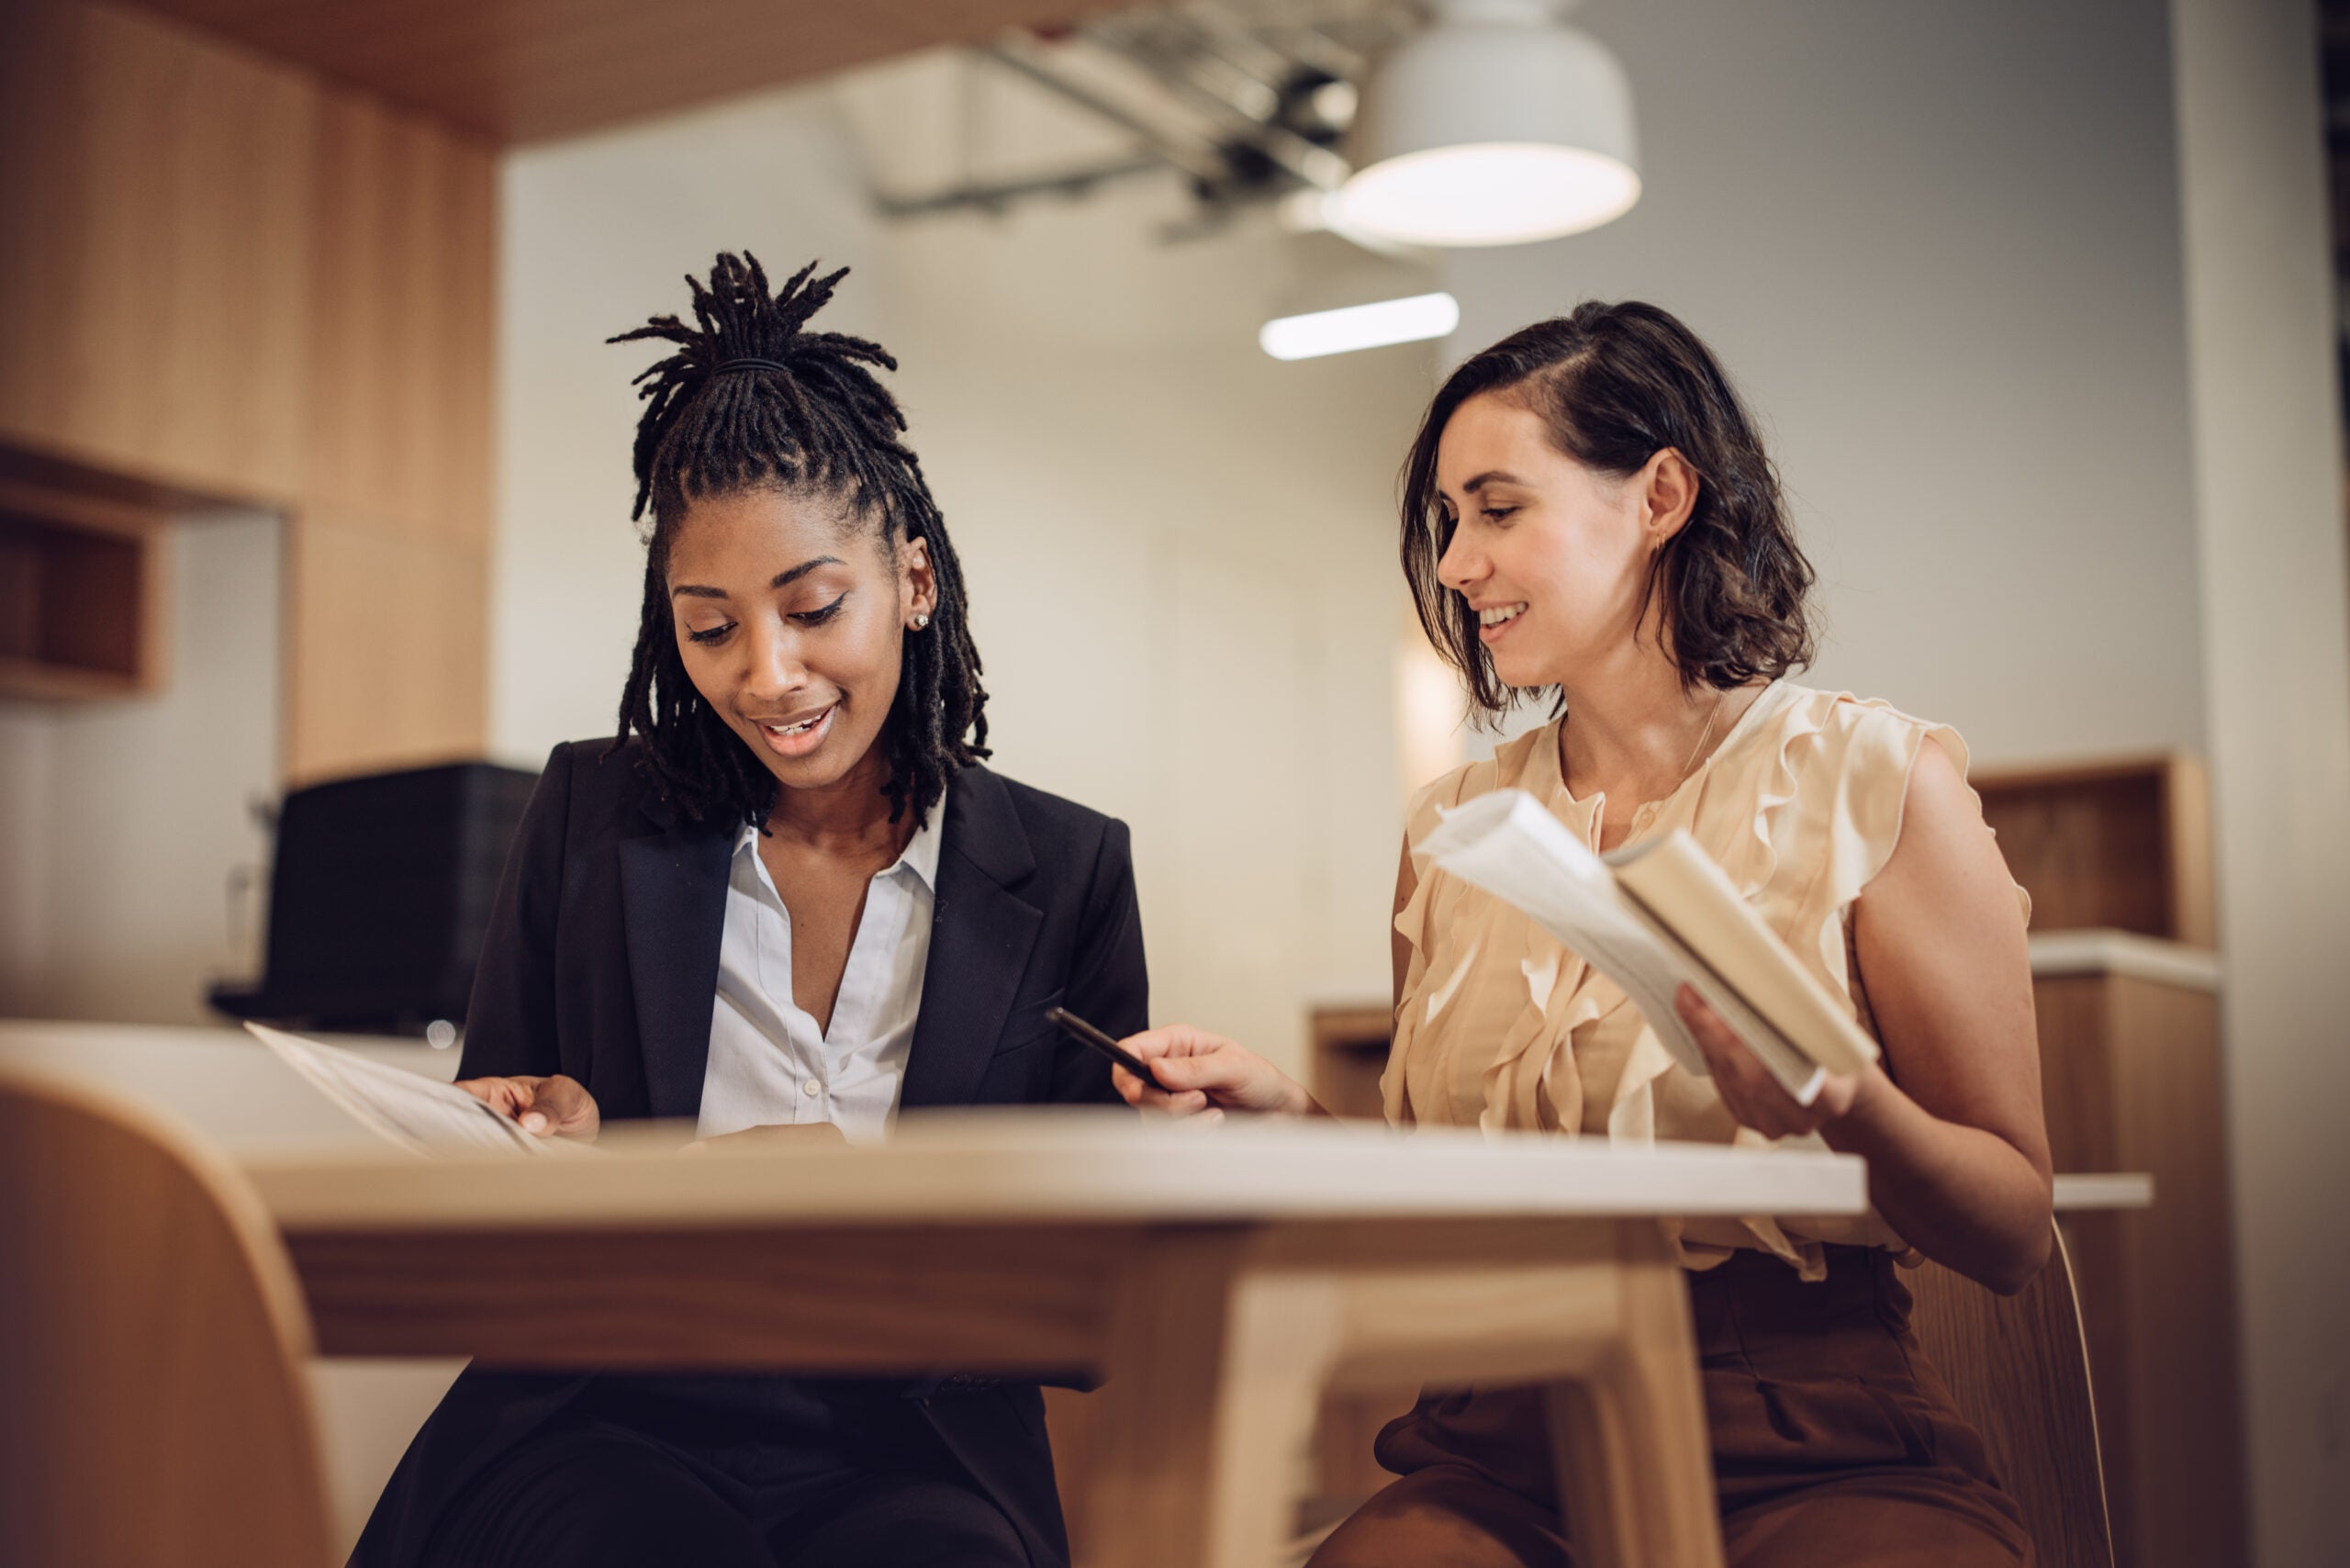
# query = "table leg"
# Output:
<box><xmin>1079</xmin><ymin>1221</ymin><xmax>1723</xmax><ymax>1568</ymax></box>
<box><xmin>1541</xmin><ymin>1248</ymin><xmax>1723</xmax><ymax>1568</ymax></box>
<box><xmin>1081</xmin><ymin>1228</ymin><xmax>1340</xmax><ymax>1568</ymax></box>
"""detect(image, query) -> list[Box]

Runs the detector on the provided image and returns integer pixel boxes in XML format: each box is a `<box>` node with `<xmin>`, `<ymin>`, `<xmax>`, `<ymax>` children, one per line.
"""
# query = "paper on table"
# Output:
<box><xmin>244</xmin><ymin>1021</ymin><xmax>560</xmax><ymax>1156</ymax></box>
<box><xmin>1415</xmin><ymin>789</ymin><xmax>1828</xmax><ymax>1104</ymax></box>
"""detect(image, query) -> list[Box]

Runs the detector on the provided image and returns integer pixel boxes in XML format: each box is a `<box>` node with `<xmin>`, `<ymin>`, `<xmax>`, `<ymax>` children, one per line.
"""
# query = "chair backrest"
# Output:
<box><xmin>0</xmin><ymin>1063</ymin><xmax>334</xmax><ymax>1568</ymax></box>
<box><xmin>1906</xmin><ymin>1225</ymin><xmax>2114</xmax><ymax>1568</ymax></box>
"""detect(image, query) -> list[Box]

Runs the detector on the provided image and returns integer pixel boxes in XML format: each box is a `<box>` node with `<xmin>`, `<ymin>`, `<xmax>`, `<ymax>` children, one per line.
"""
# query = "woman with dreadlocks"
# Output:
<box><xmin>350</xmin><ymin>255</ymin><xmax>1147</xmax><ymax>1568</ymax></box>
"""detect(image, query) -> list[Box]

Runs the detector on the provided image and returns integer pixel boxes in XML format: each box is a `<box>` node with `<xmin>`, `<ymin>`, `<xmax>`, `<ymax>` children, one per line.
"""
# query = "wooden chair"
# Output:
<box><xmin>1907</xmin><ymin>1226</ymin><xmax>2115</xmax><ymax>1568</ymax></box>
<box><xmin>0</xmin><ymin>1062</ymin><xmax>335</xmax><ymax>1568</ymax></box>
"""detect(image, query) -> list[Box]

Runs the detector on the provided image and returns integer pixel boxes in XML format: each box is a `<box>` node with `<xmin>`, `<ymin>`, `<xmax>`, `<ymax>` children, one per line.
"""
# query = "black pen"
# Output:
<box><xmin>1046</xmin><ymin>1006</ymin><xmax>1159</xmax><ymax>1083</ymax></box>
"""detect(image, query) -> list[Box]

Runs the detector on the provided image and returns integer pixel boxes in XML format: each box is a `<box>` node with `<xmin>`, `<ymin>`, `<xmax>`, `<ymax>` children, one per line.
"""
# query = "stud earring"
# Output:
<box><xmin>912</xmin><ymin>612</ymin><xmax>930</xmax><ymax>629</ymax></box>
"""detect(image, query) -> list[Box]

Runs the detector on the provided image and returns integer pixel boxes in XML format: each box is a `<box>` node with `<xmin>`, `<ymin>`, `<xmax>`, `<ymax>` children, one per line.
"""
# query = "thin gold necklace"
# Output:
<box><xmin>1677</xmin><ymin>688</ymin><xmax>1728</xmax><ymax>786</ymax></box>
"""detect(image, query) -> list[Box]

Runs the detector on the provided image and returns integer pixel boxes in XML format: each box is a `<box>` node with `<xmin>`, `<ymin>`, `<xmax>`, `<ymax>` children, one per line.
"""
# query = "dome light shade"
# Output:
<box><xmin>1338</xmin><ymin>143</ymin><xmax>1638</xmax><ymax>248</ymax></box>
<box><xmin>1337</xmin><ymin>0</ymin><xmax>1639</xmax><ymax>248</ymax></box>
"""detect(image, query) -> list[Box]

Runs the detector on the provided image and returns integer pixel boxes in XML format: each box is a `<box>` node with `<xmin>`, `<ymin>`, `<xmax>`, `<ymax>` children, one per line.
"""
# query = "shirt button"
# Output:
<box><xmin>801</xmin><ymin>1078</ymin><xmax>822</xmax><ymax>1097</ymax></box>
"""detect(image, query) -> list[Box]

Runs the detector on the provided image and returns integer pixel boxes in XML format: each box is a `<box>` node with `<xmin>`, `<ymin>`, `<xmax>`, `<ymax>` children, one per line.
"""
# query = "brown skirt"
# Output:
<box><xmin>1310</xmin><ymin>1246</ymin><xmax>2032</xmax><ymax>1568</ymax></box>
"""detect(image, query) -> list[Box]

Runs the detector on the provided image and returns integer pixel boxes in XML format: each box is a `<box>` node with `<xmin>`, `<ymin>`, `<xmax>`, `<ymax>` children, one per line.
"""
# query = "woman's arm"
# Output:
<box><xmin>1677</xmin><ymin>740</ymin><xmax>2053</xmax><ymax>1292</ymax></box>
<box><xmin>1112</xmin><ymin>834</ymin><xmax>1421</xmax><ymax>1118</ymax></box>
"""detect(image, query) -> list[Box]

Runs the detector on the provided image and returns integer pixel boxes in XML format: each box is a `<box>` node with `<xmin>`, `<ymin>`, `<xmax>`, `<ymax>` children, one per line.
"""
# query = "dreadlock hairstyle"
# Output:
<box><xmin>608</xmin><ymin>253</ymin><xmax>989</xmax><ymax>830</ymax></box>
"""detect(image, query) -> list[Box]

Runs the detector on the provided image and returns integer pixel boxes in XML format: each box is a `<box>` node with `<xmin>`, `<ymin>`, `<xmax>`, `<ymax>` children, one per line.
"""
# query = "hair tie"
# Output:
<box><xmin>712</xmin><ymin>356</ymin><xmax>790</xmax><ymax>376</ymax></box>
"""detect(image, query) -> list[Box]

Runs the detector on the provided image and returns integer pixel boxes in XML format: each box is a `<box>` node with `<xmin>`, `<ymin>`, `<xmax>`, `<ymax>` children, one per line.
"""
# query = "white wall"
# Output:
<box><xmin>491</xmin><ymin>56</ymin><xmax>1428</xmax><ymax>1074</ymax></box>
<box><xmin>0</xmin><ymin>510</ymin><xmax>282</xmax><ymax>1023</ymax></box>
<box><xmin>1441</xmin><ymin>0</ymin><xmax>2208</xmax><ymax>767</ymax></box>
<box><xmin>2170</xmin><ymin>0</ymin><xmax>2350</xmax><ymax>1560</ymax></box>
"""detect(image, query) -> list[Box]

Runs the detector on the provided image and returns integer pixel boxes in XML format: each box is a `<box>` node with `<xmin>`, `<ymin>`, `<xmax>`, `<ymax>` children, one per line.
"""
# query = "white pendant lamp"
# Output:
<box><xmin>1337</xmin><ymin>0</ymin><xmax>1640</xmax><ymax>248</ymax></box>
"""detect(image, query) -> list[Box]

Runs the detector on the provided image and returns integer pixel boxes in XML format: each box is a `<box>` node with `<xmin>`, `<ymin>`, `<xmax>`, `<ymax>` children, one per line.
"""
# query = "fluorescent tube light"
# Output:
<box><xmin>1259</xmin><ymin>292</ymin><xmax>1460</xmax><ymax>361</ymax></box>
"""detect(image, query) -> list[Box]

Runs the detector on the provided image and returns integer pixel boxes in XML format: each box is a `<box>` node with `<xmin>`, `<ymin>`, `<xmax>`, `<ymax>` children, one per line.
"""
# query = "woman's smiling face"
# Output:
<box><xmin>1432</xmin><ymin>391</ymin><xmax>1673</xmax><ymax>691</ymax></box>
<box><xmin>664</xmin><ymin>487</ymin><xmax>934</xmax><ymax>797</ymax></box>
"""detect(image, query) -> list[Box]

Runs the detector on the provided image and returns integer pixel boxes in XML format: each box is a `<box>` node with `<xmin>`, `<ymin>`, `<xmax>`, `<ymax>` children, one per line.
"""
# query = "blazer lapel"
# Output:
<box><xmin>618</xmin><ymin>823</ymin><xmax>732</xmax><ymax>1119</ymax></box>
<box><xmin>900</xmin><ymin>767</ymin><xmax>1043</xmax><ymax>1110</ymax></box>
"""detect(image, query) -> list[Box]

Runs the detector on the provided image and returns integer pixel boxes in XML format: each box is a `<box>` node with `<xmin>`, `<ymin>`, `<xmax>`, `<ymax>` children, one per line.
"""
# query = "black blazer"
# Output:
<box><xmin>350</xmin><ymin>740</ymin><xmax>1147</xmax><ymax>1568</ymax></box>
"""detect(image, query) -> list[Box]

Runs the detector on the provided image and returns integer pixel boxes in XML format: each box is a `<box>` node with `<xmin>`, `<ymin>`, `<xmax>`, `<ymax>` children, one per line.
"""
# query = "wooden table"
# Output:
<box><xmin>0</xmin><ymin>1024</ymin><xmax>1867</xmax><ymax>1568</ymax></box>
<box><xmin>239</xmin><ymin>1113</ymin><xmax>1865</xmax><ymax>1568</ymax></box>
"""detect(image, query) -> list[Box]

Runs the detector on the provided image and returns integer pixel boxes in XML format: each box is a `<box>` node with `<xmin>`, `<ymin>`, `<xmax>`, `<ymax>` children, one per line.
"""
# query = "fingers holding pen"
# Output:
<box><xmin>1110</xmin><ymin>1025</ymin><xmax>1317</xmax><ymax>1118</ymax></box>
<box><xmin>1108</xmin><ymin>1029</ymin><xmax>1220</xmax><ymax>1118</ymax></box>
<box><xmin>1110</xmin><ymin>1062</ymin><xmax>1222</xmax><ymax>1123</ymax></box>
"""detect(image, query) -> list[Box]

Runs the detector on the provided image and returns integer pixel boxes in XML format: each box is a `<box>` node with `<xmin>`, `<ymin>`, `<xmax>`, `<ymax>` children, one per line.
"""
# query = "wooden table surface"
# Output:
<box><xmin>241</xmin><ymin>1110</ymin><xmax>1869</xmax><ymax>1228</ymax></box>
<box><xmin>4</xmin><ymin>1023</ymin><xmax>1876</xmax><ymax>1568</ymax></box>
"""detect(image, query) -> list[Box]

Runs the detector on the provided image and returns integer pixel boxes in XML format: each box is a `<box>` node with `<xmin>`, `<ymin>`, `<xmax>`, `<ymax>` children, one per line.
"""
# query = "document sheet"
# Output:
<box><xmin>1416</xmin><ymin>790</ymin><xmax>1828</xmax><ymax>1104</ymax></box>
<box><xmin>245</xmin><ymin>1021</ymin><xmax>557</xmax><ymax>1156</ymax></box>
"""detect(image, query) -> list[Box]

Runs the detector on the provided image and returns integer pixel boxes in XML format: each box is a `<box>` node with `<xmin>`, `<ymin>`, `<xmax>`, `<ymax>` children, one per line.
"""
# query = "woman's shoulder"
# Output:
<box><xmin>1751</xmin><ymin>682</ymin><xmax>1973</xmax><ymax>794</ymax></box>
<box><xmin>521</xmin><ymin>736</ymin><xmax>699</xmax><ymax>846</ymax></box>
<box><xmin>1723</xmin><ymin>682</ymin><xmax>2000</xmax><ymax>913</ymax></box>
<box><xmin>1402</xmin><ymin>720</ymin><xmax>1560</xmax><ymax>834</ymax></box>
<box><xmin>978</xmin><ymin>766</ymin><xmax>1125</xmax><ymax>834</ymax></box>
<box><xmin>954</xmin><ymin>765</ymin><xmax>1132</xmax><ymax>885</ymax></box>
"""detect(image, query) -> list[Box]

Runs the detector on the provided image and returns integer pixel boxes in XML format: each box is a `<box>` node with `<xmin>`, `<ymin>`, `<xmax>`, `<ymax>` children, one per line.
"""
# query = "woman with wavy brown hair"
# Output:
<box><xmin>1112</xmin><ymin>302</ymin><xmax>2050</xmax><ymax>1566</ymax></box>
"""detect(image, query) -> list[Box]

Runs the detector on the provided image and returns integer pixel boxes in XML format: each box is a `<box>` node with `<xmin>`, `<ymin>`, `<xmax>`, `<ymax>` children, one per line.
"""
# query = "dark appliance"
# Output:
<box><xmin>209</xmin><ymin>760</ymin><xmax>539</xmax><ymax>1036</ymax></box>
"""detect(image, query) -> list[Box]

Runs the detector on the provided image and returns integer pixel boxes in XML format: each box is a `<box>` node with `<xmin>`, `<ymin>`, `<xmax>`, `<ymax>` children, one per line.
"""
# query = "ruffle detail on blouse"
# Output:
<box><xmin>1385</xmin><ymin>745</ymin><xmax>1525</xmax><ymax>1127</ymax></box>
<box><xmin>1479</xmin><ymin>931</ymin><xmax>1608</xmax><ymax>1136</ymax></box>
<box><xmin>1730</xmin><ymin>683</ymin><xmax>1831</xmax><ymax>903</ymax></box>
<box><xmin>1760</xmin><ymin>689</ymin><xmax>2028</xmax><ymax>1000</ymax></box>
<box><xmin>1382</xmin><ymin>685</ymin><xmax>2023</xmax><ymax>1280</ymax></box>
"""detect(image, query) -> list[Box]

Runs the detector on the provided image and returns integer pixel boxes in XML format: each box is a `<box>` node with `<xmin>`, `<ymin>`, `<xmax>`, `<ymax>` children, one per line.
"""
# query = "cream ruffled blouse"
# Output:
<box><xmin>1385</xmin><ymin>681</ymin><xmax>2029</xmax><ymax>1279</ymax></box>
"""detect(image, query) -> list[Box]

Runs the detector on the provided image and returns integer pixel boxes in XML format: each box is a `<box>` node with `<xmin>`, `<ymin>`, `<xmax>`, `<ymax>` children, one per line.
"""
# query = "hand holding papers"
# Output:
<box><xmin>1414</xmin><ymin>790</ymin><xmax>1880</xmax><ymax>1108</ymax></box>
<box><xmin>244</xmin><ymin>1022</ymin><xmax>589</xmax><ymax>1156</ymax></box>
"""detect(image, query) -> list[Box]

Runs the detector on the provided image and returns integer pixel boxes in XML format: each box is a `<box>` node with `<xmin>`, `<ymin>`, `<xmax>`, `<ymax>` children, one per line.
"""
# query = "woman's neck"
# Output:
<box><xmin>763</xmin><ymin>746</ymin><xmax>910</xmax><ymax>859</ymax></box>
<box><xmin>1553</xmin><ymin>641</ymin><xmax>1742</xmax><ymax>808</ymax></box>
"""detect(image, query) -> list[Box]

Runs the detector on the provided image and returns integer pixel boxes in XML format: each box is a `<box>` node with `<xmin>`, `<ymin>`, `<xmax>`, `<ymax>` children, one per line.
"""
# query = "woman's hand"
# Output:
<box><xmin>457</xmin><ymin>1074</ymin><xmax>600</xmax><ymax>1142</ymax></box>
<box><xmin>1673</xmin><ymin>984</ymin><xmax>1875</xmax><ymax>1137</ymax></box>
<box><xmin>1668</xmin><ymin>741</ymin><xmax>2055</xmax><ymax>1295</ymax></box>
<box><xmin>1111</xmin><ymin>1025</ymin><xmax>1326</xmax><ymax>1120</ymax></box>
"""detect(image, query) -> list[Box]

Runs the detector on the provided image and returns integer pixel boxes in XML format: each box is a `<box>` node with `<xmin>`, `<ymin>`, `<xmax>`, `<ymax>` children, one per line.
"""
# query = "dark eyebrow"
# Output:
<box><xmin>669</xmin><ymin>555</ymin><xmax>845</xmax><ymax>600</ymax></box>
<box><xmin>1460</xmin><ymin>470</ymin><xmax>1524</xmax><ymax>495</ymax></box>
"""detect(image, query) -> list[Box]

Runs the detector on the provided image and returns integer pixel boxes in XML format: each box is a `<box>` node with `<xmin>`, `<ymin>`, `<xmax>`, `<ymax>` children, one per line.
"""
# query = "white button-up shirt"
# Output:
<box><xmin>697</xmin><ymin>798</ymin><xmax>945</xmax><ymax>1144</ymax></box>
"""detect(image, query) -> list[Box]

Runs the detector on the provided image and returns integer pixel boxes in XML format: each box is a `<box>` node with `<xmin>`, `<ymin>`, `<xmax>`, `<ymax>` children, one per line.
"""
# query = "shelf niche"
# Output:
<box><xmin>0</xmin><ymin>463</ymin><xmax>175</xmax><ymax>702</ymax></box>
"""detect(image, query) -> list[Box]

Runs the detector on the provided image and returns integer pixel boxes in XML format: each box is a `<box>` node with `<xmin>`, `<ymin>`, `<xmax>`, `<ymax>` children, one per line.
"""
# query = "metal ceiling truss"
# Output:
<box><xmin>874</xmin><ymin>0</ymin><xmax>1420</xmax><ymax>235</ymax></box>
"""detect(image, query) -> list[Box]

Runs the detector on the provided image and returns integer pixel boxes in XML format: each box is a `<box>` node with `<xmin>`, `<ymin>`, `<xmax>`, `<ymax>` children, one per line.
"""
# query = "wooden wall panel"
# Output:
<box><xmin>306</xmin><ymin>90</ymin><xmax>497</xmax><ymax>548</ymax></box>
<box><xmin>287</xmin><ymin>84</ymin><xmax>496</xmax><ymax>782</ymax></box>
<box><xmin>284</xmin><ymin>514</ymin><xmax>487</xmax><ymax>782</ymax></box>
<box><xmin>0</xmin><ymin>0</ymin><xmax>315</xmax><ymax>502</ymax></box>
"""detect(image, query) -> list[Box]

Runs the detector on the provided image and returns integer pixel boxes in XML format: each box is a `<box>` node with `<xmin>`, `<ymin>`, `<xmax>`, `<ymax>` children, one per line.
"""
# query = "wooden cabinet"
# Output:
<box><xmin>0</xmin><ymin>0</ymin><xmax>497</xmax><ymax>783</ymax></box>
<box><xmin>0</xmin><ymin>472</ymin><xmax>168</xmax><ymax>700</ymax></box>
<box><xmin>0</xmin><ymin>0</ymin><xmax>315</xmax><ymax>505</ymax></box>
<box><xmin>1310</xmin><ymin>1003</ymin><xmax>1394</xmax><ymax>1122</ymax></box>
<box><xmin>1975</xmin><ymin>753</ymin><xmax>2214</xmax><ymax>947</ymax></box>
<box><xmin>1975</xmin><ymin>751</ymin><xmax>2245</xmax><ymax>1565</ymax></box>
<box><xmin>2030</xmin><ymin>938</ymin><xmax>2246</xmax><ymax>1568</ymax></box>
